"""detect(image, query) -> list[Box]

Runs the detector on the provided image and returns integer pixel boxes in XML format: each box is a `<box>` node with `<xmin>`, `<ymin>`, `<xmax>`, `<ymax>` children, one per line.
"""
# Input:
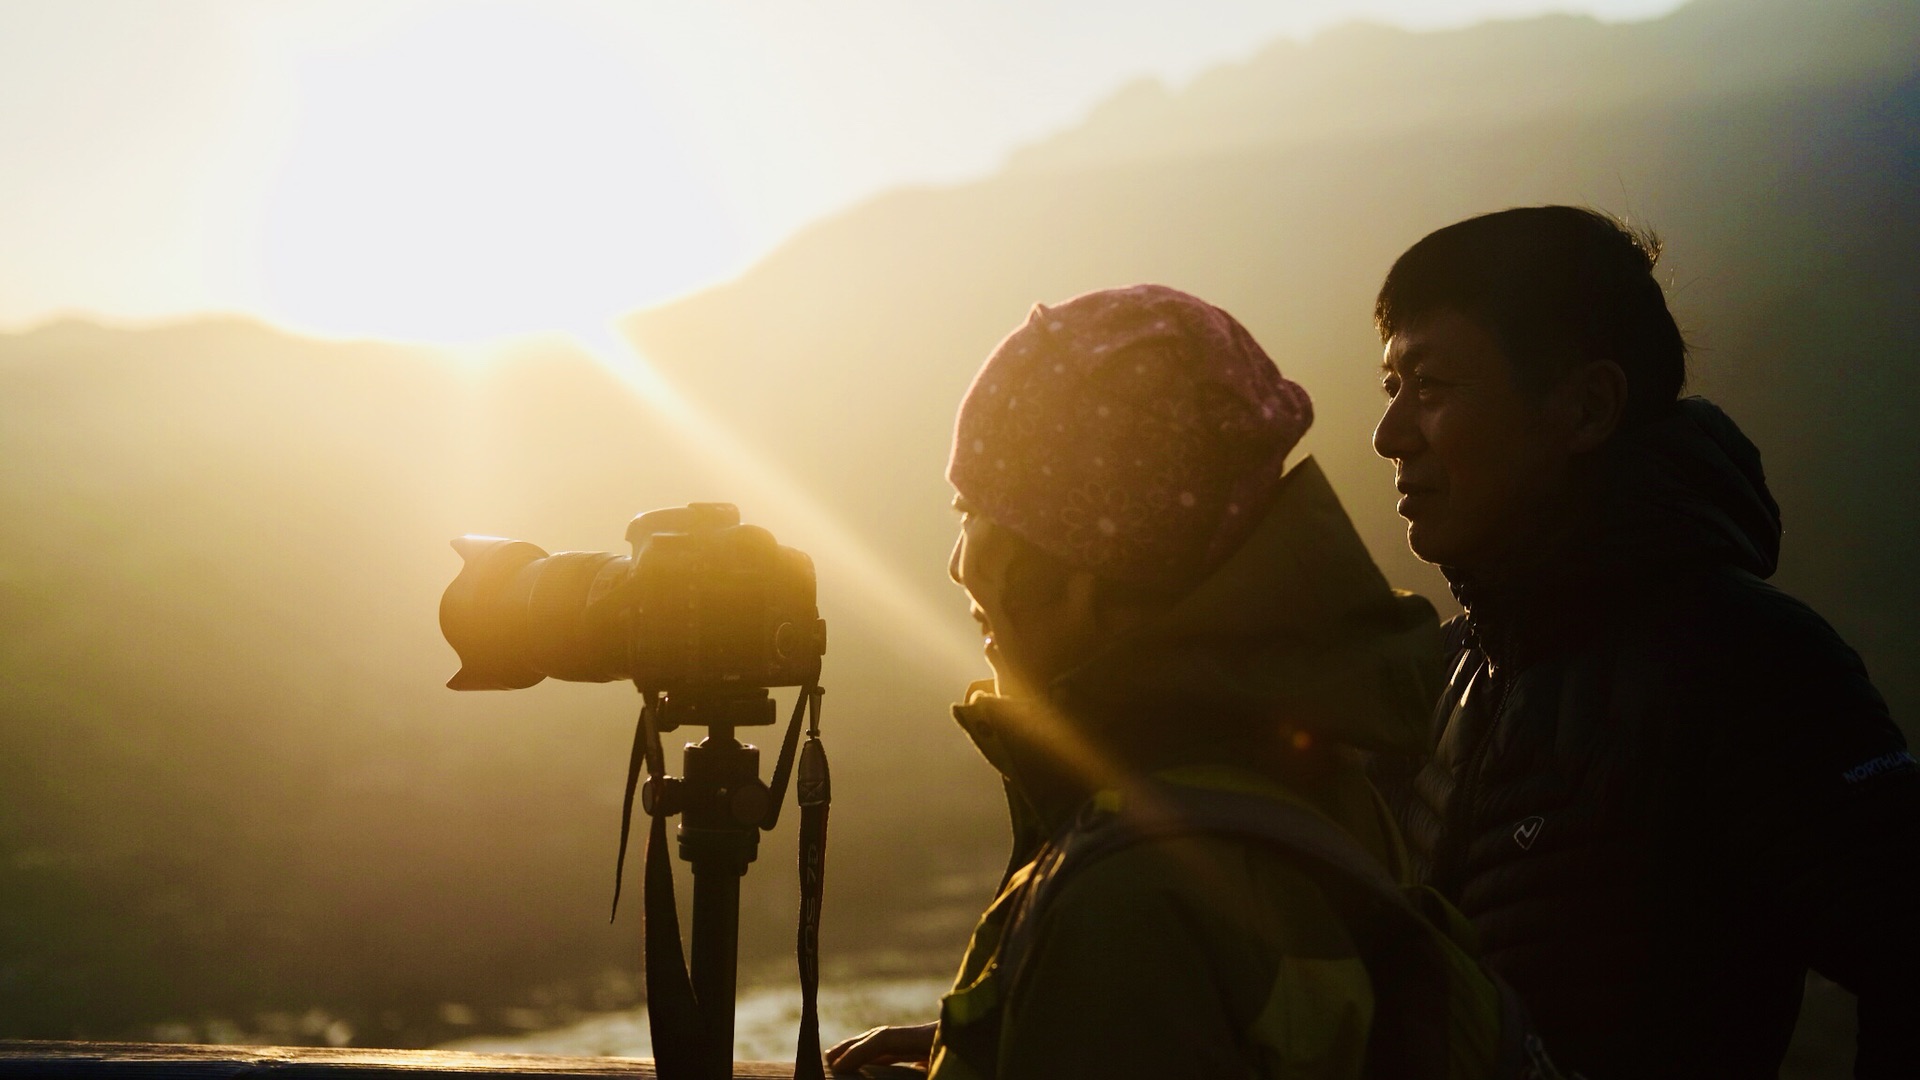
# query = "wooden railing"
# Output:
<box><xmin>0</xmin><ymin>1041</ymin><xmax>805</xmax><ymax>1078</ymax></box>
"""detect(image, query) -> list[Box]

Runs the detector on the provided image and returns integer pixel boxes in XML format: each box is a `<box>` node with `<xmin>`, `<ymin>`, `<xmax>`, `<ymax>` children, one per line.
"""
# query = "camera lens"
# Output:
<box><xmin>440</xmin><ymin>537</ymin><xmax>633</xmax><ymax>690</ymax></box>
<box><xmin>525</xmin><ymin>551</ymin><xmax>631</xmax><ymax>682</ymax></box>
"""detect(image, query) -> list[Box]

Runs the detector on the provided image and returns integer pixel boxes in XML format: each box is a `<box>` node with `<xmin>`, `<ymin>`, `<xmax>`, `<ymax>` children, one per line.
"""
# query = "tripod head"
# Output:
<box><xmin>639</xmin><ymin>694</ymin><xmax>773</xmax><ymax>869</ymax></box>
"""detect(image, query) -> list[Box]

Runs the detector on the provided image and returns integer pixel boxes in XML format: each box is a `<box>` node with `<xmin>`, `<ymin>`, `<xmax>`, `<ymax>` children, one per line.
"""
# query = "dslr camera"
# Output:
<box><xmin>438</xmin><ymin>502</ymin><xmax>825</xmax><ymax>719</ymax></box>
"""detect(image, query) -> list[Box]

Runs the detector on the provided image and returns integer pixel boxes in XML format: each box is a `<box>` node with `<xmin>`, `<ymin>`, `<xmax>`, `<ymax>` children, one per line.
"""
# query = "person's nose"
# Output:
<box><xmin>1372</xmin><ymin>390</ymin><xmax>1422</xmax><ymax>462</ymax></box>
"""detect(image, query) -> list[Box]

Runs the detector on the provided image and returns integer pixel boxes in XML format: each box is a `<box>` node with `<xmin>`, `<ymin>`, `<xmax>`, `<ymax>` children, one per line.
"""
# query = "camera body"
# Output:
<box><xmin>439</xmin><ymin>503</ymin><xmax>825</xmax><ymax>702</ymax></box>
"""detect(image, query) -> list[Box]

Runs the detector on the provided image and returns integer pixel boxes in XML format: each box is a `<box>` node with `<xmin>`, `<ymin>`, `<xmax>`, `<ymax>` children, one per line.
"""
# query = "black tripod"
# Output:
<box><xmin>615</xmin><ymin>685</ymin><xmax>829</xmax><ymax>1080</ymax></box>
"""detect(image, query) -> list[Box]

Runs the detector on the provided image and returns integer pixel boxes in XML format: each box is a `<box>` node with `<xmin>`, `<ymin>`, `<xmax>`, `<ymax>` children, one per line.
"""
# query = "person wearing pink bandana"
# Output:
<box><xmin>827</xmin><ymin>285</ymin><xmax>1495</xmax><ymax>1079</ymax></box>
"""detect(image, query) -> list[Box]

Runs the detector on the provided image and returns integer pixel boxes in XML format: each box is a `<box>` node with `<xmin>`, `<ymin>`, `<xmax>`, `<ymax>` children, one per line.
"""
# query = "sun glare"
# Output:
<box><xmin>256</xmin><ymin>5</ymin><xmax>744</xmax><ymax>344</ymax></box>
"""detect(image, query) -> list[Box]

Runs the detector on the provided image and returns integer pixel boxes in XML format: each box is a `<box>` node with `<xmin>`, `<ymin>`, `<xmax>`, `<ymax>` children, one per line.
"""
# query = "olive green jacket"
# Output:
<box><xmin>929</xmin><ymin>458</ymin><xmax>1450</xmax><ymax>1080</ymax></box>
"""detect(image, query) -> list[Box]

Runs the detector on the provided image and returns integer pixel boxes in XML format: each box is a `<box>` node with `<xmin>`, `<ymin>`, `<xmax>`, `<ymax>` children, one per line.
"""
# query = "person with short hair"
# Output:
<box><xmin>828</xmin><ymin>285</ymin><xmax>1479</xmax><ymax>1078</ymax></box>
<box><xmin>1369</xmin><ymin>206</ymin><xmax>1920</xmax><ymax>1078</ymax></box>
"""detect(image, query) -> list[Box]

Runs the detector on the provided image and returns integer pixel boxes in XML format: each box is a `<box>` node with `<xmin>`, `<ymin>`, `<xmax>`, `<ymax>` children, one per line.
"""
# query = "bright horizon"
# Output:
<box><xmin>0</xmin><ymin>0</ymin><xmax>1686</xmax><ymax>345</ymax></box>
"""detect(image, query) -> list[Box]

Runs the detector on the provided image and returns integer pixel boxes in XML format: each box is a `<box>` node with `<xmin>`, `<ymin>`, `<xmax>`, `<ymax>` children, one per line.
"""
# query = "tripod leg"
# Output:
<box><xmin>690</xmin><ymin>864</ymin><xmax>743</xmax><ymax>1078</ymax></box>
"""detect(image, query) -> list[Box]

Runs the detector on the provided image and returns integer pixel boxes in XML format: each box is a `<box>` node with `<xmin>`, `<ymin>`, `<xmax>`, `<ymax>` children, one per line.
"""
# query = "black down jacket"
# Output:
<box><xmin>1374</xmin><ymin>398</ymin><xmax>1920</xmax><ymax>1079</ymax></box>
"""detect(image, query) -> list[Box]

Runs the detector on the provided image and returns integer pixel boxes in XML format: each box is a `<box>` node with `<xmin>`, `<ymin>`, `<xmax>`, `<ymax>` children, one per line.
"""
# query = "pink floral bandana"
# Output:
<box><xmin>948</xmin><ymin>284</ymin><xmax>1312</xmax><ymax>589</ymax></box>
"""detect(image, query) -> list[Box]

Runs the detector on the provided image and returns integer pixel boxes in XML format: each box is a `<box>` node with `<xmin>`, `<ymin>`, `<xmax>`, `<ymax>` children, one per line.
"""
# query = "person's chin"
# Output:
<box><xmin>1405</xmin><ymin>520</ymin><xmax>1452</xmax><ymax>567</ymax></box>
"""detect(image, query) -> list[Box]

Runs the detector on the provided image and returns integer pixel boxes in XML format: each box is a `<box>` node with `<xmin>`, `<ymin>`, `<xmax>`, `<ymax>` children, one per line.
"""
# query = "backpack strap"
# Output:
<box><xmin>1000</xmin><ymin>784</ymin><xmax>1419</xmax><ymax>987</ymax></box>
<box><xmin>995</xmin><ymin>782</ymin><xmax>1569</xmax><ymax>1080</ymax></box>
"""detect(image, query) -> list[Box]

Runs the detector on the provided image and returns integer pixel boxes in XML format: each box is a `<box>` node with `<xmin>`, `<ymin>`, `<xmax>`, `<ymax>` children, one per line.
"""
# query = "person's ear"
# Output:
<box><xmin>1061</xmin><ymin>569</ymin><xmax>1102</xmax><ymax>633</ymax></box>
<box><xmin>1567</xmin><ymin>359</ymin><xmax>1629</xmax><ymax>454</ymax></box>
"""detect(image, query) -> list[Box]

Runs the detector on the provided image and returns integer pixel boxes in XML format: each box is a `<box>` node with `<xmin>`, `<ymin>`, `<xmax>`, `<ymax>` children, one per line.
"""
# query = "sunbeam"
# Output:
<box><xmin>563</xmin><ymin>321</ymin><xmax>982</xmax><ymax>683</ymax></box>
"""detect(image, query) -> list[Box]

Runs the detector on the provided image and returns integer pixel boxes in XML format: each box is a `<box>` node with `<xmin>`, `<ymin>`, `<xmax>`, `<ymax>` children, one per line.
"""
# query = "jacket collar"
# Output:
<box><xmin>952</xmin><ymin>687</ymin><xmax>1095</xmax><ymax>837</ymax></box>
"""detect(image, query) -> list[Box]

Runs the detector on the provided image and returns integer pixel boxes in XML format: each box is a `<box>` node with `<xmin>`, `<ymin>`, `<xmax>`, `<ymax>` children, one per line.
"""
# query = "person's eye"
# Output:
<box><xmin>1380</xmin><ymin>373</ymin><xmax>1401</xmax><ymax>398</ymax></box>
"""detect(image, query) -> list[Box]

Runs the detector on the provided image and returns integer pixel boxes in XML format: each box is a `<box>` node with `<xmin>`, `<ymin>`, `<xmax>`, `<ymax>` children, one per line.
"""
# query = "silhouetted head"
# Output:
<box><xmin>1376</xmin><ymin>206</ymin><xmax>1686</xmax><ymax>424</ymax></box>
<box><xmin>946</xmin><ymin>284</ymin><xmax>1311</xmax><ymax>695</ymax></box>
<box><xmin>1372</xmin><ymin>207</ymin><xmax>1687</xmax><ymax>570</ymax></box>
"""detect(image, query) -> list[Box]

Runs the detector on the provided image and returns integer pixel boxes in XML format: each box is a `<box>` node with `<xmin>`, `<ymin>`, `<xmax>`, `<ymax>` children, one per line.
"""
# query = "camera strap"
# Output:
<box><xmin>740</xmin><ymin>683</ymin><xmax>832</xmax><ymax>1078</ymax></box>
<box><xmin>792</xmin><ymin>688</ymin><xmax>830</xmax><ymax>1080</ymax></box>
<box><xmin>635</xmin><ymin>694</ymin><xmax>707</xmax><ymax>1078</ymax></box>
<box><xmin>611</xmin><ymin>688</ymin><xmax>830</xmax><ymax>1080</ymax></box>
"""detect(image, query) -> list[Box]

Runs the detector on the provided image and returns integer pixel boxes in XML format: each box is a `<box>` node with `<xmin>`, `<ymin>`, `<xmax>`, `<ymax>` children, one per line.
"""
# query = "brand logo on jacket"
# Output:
<box><xmin>1512</xmin><ymin>816</ymin><xmax>1545</xmax><ymax>850</ymax></box>
<box><xmin>1841</xmin><ymin>750</ymin><xmax>1917</xmax><ymax>785</ymax></box>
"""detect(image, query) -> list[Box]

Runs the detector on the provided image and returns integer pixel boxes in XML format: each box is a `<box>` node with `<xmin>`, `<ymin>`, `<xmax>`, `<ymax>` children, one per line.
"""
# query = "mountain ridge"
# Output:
<box><xmin>1003</xmin><ymin>0</ymin><xmax>1919</xmax><ymax>176</ymax></box>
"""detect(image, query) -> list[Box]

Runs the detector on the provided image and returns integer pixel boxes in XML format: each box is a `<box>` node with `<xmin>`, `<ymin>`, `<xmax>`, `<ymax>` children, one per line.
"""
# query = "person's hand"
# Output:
<box><xmin>825</xmin><ymin>1021</ymin><xmax>937</xmax><ymax>1075</ymax></box>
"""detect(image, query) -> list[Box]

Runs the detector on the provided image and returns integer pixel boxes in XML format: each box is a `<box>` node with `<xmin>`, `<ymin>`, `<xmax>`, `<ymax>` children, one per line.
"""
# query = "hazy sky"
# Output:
<box><xmin>0</xmin><ymin>0</ymin><xmax>1685</xmax><ymax>342</ymax></box>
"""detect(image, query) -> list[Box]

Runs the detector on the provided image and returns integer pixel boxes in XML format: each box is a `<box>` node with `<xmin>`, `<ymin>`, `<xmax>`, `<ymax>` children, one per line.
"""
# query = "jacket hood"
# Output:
<box><xmin>955</xmin><ymin>456</ymin><xmax>1441</xmax><ymax>784</ymax></box>
<box><xmin>1065</xmin><ymin>456</ymin><xmax>1440</xmax><ymax>755</ymax></box>
<box><xmin>1448</xmin><ymin>396</ymin><xmax>1782</xmax><ymax>672</ymax></box>
<box><xmin>1589</xmin><ymin>396</ymin><xmax>1781</xmax><ymax>579</ymax></box>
